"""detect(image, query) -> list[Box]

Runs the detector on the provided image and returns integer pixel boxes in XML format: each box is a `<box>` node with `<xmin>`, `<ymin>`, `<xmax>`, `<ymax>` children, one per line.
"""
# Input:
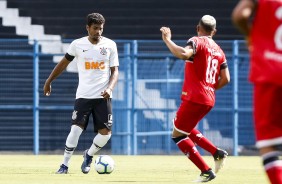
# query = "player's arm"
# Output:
<box><xmin>43</xmin><ymin>56</ymin><xmax>71</xmax><ymax>96</ymax></box>
<box><xmin>232</xmin><ymin>0</ymin><xmax>256</xmax><ymax>37</ymax></box>
<box><xmin>101</xmin><ymin>66</ymin><xmax>119</xmax><ymax>99</ymax></box>
<box><xmin>160</xmin><ymin>27</ymin><xmax>193</xmax><ymax>60</ymax></box>
<box><xmin>215</xmin><ymin>62</ymin><xmax>230</xmax><ymax>90</ymax></box>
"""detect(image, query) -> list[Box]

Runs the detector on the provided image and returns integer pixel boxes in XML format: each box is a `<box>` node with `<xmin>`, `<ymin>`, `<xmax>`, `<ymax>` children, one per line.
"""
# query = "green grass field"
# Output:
<box><xmin>0</xmin><ymin>155</ymin><xmax>268</xmax><ymax>184</ymax></box>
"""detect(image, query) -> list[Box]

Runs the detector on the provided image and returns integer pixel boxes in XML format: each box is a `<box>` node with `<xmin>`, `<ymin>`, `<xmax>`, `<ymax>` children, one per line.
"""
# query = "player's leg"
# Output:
<box><xmin>56</xmin><ymin>98</ymin><xmax>91</xmax><ymax>174</ymax></box>
<box><xmin>81</xmin><ymin>128</ymin><xmax>111</xmax><ymax>174</ymax></box>
<box><xmin>260</xmin><ymin>147</ymin><xmax>282</xmax><ymax>184</ymax></box>
<box><xmin>87</xmin><ymin>128</ymin><xmax>112</xmax><ymax>156</ymax></box>
<box><xmin>172</xmin><ymin>100</ymin><xmax>215</xmax><ymax>182</ymax></box>
<box><xmin>81</xmin><ymin>98</ymin><xmax>113</xmax><ymax>174</ymax></box>
<box><xmin>189</xmin><ymin>129</ymin><xmax>228</xmax><ymax>173</ymax></box>
<box><xmin>254</xmin><ymin>83</ymin><xmax>282</xmax><ymax>184</ymax></box>
<box><xmin>189</xmin><ymin>129</ymin><xmax>217</xmax><ymax>154</ymax></box>
<box><xmin>172</xmin><ymin>129</ymin><xmax>215</xmax><ymax>182</ymax></box>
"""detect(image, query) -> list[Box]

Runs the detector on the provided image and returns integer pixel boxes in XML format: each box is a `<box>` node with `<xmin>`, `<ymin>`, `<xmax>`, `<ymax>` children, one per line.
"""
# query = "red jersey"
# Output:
<box><xmin>250</xmin><ymin>0</ymin><xmax>282</xmax><ymax>85</ymax></box>
<box><xmin>181</xmin><ymin>36</ymin><xmax>227</xmax><ymax>106</ymax></box>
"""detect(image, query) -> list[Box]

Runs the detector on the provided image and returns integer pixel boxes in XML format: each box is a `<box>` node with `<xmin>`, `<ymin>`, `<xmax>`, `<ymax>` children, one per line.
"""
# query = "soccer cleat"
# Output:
<box><xmin>81</xmin><ymin>149</ymin><xmax>93</xmax><ymax>174</ymax></box>
<box><xmin>196</xmin><ymin>169</ymin><xmax>216</xmax><ymax>182</ymax></box>
<box><xmin>213</xmin><ymin>148</ymin><xmax>228</xmax><ymax>173</ymax></box>
<box><xmin>56</xmin><ymin>164</ymin><xmax>68</xmax><ymax>174</ymax></box>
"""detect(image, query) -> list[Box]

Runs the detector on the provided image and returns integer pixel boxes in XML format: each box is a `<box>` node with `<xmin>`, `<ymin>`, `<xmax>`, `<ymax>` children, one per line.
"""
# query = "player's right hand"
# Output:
<box><xmin>160</xmin><ymin>27</ymin><xmax>172</xmax><ymax>41</ymax></box>
<box><xmin>43</xmin><ymin>82</ymin><xmax>51</xmax><ymax>96</ymax></box>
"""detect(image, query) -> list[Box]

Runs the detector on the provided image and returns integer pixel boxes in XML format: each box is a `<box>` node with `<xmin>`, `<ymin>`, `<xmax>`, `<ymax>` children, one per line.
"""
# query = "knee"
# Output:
<box><xmin>98</xmin><ymin>128</ymin><xmax>111</xmax><ymax>135</ymax></box>
<box><xmin>172</xmin><ymin>135</ymin><xmax>187</xmax><ymax>144</ymax></box>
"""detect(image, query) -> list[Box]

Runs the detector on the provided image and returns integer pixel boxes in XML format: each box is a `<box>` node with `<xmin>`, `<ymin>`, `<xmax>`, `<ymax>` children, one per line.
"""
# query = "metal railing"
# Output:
<box><xmin>0</xmin><ymin>39</ymin><xmax>251</xmax><ymax>156</ymax></box>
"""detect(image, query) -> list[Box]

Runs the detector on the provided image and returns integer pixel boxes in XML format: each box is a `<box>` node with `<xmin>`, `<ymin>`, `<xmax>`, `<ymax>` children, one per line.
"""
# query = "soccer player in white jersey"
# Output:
<box><xmin>43</xmin><ymin>13</ymin><xmax>119</xmax><ymax>174</ymax></box>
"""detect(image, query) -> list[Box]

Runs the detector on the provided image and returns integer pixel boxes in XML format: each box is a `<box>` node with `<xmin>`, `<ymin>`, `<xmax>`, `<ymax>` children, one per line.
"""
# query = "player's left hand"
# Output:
<box><xmin>101</xmin><ymin>88</ymin><xmax>112</xmax><ymax>99</ymax></box>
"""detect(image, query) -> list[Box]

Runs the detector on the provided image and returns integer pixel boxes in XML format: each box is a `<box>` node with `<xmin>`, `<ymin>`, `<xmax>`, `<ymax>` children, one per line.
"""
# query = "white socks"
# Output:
<box><xmin>87</xmin><ymin>133</ymin><xmax>111</xmax><ymax>156</ymax></box>
<box><xmin>62</xmin><ymin>125</ymin><xmax>83</xmax><ymax>166</ymax></box>
<box><xmin>61</xmin><ymin>126</ymin><xmax>111</xmax><ymax>167</ymax></box>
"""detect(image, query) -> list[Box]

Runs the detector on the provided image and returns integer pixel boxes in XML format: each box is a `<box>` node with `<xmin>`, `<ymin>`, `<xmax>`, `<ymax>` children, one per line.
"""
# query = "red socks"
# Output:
<box><xmin>189</xmin><ymin>129</ymin><xmax>217</xmax><ymax>155</ymax></box>
<box><xmin>266</xmin><ymin>166</ymin><xmax>282</xmax><ymax>184</ymax></box>
<box><xmin>173</xmin><ymin>136</ymin><xmax>210</xmax><ymax>172</ymax></box>
<box><xmin>263</xmin><ymin>151</ymin><xmax>282</xmax><ymax>184</ymax></box>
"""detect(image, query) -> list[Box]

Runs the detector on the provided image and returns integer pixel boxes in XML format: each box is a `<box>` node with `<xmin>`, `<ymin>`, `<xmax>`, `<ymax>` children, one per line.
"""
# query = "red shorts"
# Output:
<box><xmin>254</xmin><ymin>83</ymin><xmax>282</xmax><ymax>148</ymax></box>
<box><xmin>173</xmin><ymin>100</ymin><xmax>212</xmax><ymax>135</ymax></box>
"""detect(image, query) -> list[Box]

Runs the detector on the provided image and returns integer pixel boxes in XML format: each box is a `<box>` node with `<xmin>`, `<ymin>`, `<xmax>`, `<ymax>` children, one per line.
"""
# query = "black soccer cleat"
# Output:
<box><xmin>81</xmin><ymin>149</ymin><xmax>93</xmax><ymax>174</ymax></box>
<box><xmin>197</xmin><ymin>169</ymin><xmax>216</xmax><ymax>182</ymax></box>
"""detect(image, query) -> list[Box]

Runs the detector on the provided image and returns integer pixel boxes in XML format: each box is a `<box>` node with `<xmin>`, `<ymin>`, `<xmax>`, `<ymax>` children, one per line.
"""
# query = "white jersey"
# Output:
<box><xmin>67</xmin><ymin>36</ymin><xmax>119</xmax><ymax>99</ymax></box>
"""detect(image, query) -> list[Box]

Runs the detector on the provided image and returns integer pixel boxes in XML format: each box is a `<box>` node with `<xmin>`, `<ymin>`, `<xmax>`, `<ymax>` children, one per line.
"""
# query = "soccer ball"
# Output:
<box><xmin>94</xmin><ymin>155</ymin><xmax>115</xmax><ymax>174</ymax></box>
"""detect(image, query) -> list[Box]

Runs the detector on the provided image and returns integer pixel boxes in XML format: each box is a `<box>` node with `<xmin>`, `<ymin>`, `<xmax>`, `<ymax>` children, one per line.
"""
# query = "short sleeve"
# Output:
<box><xmin>186</xmin><ymin>37</ymin><xmax>197</xmax><ymax>55</ymax></box>
<box><xmin>66</xmin><ymin>40</ymin><xmax>76</xmax><ymax>57</ymax></box>
<box><xmin>109</xmin><ymin>42</ymin><xmax>119</xmax><ymax>67</ymax></box>
<box><xmin>220</xmin><ymin>51</ymin><xmax>228</xmax><ymax>69</ymax></box>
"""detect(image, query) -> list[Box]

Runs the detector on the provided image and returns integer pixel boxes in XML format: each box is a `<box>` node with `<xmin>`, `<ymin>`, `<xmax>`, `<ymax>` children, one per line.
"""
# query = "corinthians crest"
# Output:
<box><xmin>72</xmin><ymin>110</ymin><xmax>78</xmax><ymax>120</ymax></box>
<box><xmin>100</xmin><ymin>47</ymin><xmax>107</xmax><ymax>55</ymax></box>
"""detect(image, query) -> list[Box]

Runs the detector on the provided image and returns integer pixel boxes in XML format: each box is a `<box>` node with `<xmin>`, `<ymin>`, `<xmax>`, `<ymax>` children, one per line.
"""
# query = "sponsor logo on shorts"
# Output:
<box><xmin>104</xmin><ymin>114</ymin><xmax>113</xmax><ymax>129</ymax></box>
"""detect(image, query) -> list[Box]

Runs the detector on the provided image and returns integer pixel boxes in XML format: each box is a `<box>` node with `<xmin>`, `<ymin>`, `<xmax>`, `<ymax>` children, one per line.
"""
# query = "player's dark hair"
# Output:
<box><xmin>87</xmin><ymin>13</ymin><xmax>105</xmax><ymax>26</ymax></box>
<box><xmin>199</xmin><ymin>19</ymin><xmax>215</xmax><ymax>33</ymax></box>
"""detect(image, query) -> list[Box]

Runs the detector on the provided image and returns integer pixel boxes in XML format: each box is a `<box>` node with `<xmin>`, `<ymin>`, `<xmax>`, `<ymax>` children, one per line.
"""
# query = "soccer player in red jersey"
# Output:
<box><xmin>160</xmin><ymin>15</ymin><xmax>230</xmax><ymax>182</ymax></box>
<box><xmin>232</xmin><ymin>1</ymin><xmax>282</xmax><ymax>183</ymax></box>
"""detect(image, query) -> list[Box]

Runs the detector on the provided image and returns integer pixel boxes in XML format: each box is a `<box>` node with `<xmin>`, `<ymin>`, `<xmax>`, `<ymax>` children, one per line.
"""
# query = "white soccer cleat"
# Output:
<box><xmin>213</xmin><ymin>148</ymin><xmax>228</xmax><ymax>173</ymax></box>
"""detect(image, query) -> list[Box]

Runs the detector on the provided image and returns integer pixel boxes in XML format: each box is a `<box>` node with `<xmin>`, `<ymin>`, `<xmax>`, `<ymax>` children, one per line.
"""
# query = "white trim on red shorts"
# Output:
<box><xmin>256</xmin><ymin>136</ymin><xmax>282</xmax><ymax>148</ymax></box>
<box><xmin>173</xmin><ymin>118</ymin><xmax>190</xmax><ymax>135</ymax></box>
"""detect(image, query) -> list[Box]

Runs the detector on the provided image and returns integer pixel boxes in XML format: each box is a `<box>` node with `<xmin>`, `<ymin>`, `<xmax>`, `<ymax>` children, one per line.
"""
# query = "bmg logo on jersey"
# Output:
<box><xmin>85</xmin><ymin>60</ymin><xmax>105</xmax><ymax>70</ymax></box>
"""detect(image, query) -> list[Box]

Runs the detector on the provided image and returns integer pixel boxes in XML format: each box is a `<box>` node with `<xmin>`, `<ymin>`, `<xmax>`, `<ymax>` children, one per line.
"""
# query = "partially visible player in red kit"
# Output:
<box><xmin>160</xmin><ymin>15</ymin><xmax>230</xmax><ymax>182</ymax></box>
<box><xmin>232</xmin><ymin>1</ymin><xmax>282</xmax><ymax>183</ymax></box>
